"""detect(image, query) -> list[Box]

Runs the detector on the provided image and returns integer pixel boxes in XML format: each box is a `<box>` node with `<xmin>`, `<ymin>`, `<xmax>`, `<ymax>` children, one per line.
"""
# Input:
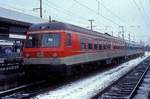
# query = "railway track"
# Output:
<box><xmin>0</xmin><ymin>56</ymin><xmax>148</xmax><ymax>99</ymax></box>
<box><xmin>0</xmin><ymin>73</ymin><xmax>68</xmax><ymax>99</ymax></box>
<box><xmin>93</xmin><ymin>56</ymin><xmax>150</xmax><ymax>99</ymax></box>
<box><xmin>0</xmin><ymin>74</ymin><xmax>74</xmax><ymax>99</ymax></box>
<box><xmin>0</xmin><ymin>80</ymin><xmax>49</xmax><ymax>99</ymax></box>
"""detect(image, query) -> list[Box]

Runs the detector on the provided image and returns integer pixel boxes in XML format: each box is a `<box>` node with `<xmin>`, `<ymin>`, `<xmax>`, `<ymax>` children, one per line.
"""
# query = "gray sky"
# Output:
<box><xmin>0</xmin><ymin>0</ymin><xmax>150</xmax><ymax>44</ymax></box>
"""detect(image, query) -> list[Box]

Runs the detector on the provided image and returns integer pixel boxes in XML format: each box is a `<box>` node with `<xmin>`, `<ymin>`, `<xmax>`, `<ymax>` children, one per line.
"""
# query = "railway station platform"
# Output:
<box><xmin>0</xmin><ymin>6</ymin><xmax>47</xmax><ymax>62</ymax></box>
<box><xmin>0</xmin><ymin>7</ymin><xmax>48</xmax><ymax>88</ymax></box>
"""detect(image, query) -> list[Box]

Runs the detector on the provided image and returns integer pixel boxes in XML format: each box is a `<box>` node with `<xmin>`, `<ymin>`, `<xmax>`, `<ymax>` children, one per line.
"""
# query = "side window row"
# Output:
<box><xmin>66</xmin><ymin>34</ymin><xmax>125</xmax><ymax>50</ymax></box>
<box><xmin>80</xmin><ymin>38</ymin><xmax>111</xmax><ymax>50</ymax></box>
<box><xmin>80</xmin><ymin>38</ymin><xmax>125</xmax><ymax>50</ymax></box>
<box><xmin>113</xmin><ymin>46</ymin><xmax>124</xmax><ymax>49</ymax></box>
<box><xmin>82</xmin><ymin>43</ymin><xmax>126</xmax><ymax>50</ymax></box>
<box><xmin>66</xmin><ymin>33</ymin><xmax>71</xmax><ymax>46</ymax></box>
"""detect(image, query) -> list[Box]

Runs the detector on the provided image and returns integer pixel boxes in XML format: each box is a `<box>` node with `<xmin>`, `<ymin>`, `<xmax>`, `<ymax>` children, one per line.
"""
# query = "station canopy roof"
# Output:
<box><xmin>0</xmin><ymin>7</ymin><xmax>48</xmax><ymax>26</ymax></box>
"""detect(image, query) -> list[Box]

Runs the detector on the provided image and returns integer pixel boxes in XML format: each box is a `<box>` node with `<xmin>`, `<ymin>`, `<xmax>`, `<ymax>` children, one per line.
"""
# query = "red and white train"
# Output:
<box><xmin>23</xmin><ymin>21</ymin><xmax>144</xmax><ymax>75</ymax></box>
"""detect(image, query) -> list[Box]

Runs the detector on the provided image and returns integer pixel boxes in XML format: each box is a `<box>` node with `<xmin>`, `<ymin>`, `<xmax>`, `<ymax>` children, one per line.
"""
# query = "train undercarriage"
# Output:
<box><xmin>23</xmin><ymin>52</ymin><xmax>145</xmax><ymax>77</ymax></box>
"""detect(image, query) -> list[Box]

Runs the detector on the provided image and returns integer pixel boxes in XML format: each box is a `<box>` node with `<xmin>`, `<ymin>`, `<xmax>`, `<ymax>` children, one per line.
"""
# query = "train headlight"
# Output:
<box><xmin>37</xmin><ymin>52</ymin><xmax>44</xmax><ymax>58</ymax></box>
<box><xmin>52</xmin><ymin>53</ymin><xmax>58</xmax><ymax>57</ymax></box>
<box><xmin>26</xmin><ymin>54</ymin><xmax>30</xmax><ymax>58</ymax></box>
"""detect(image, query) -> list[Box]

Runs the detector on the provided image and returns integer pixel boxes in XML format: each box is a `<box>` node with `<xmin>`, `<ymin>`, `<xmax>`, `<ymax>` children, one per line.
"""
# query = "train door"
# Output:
<box><xmin>64</xmin><ymin>33</ymin><xmax>72</xmax><ymax>56</ymax></box>
<box><xmin>65</xmin><ymin>33</ymin><xmax>80</xmax><ymax>56</ymax></box>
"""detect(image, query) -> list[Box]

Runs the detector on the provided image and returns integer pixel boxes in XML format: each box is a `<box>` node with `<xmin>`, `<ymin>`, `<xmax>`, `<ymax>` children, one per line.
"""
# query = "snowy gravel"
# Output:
<box><xmin>33</xmin><ymin>54</ymin><xmax>149</xmax><ymax>99</ymax></box>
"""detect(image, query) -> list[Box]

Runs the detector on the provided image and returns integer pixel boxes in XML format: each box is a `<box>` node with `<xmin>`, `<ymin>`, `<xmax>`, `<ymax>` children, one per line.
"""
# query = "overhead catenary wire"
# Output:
<box><xmin>138</xmin><ymin>0</ymin><xmax>150</xmax><ymax>23</ymax></box>
<box><xmin>43</xmin><ymin>0</ymin><xmax>88</xmax><ymax>26</ymax></box>
<box><xmin>45</xmin><ymin>0</ymin><xmax>104</xmax><ymax>30</ymax></box>
<box><xmin>1</xmin><ymin>0</ymin><xmax>119</xmax><ymax>31</ymax></box>
<box><xmin>0</xmin><ymin>0</ymin><xmax>88</xmax><ymax>26</ymax></box>
<box><xmin>44</xmin><ymin>0</ymin><xmax>119</xmax><ymax>34</ymax></box>
<box><xmin>45</xmin><ymin>0</ymin><xmax>88</xmax><ymax>21</ymax></box>
<box><xmin>0</xmin><ymin>2</ymin><xmax>39</xmax><ymax>16</ymax></box>
<box><xmin>73</xmin><ymin>0</ymin><xmax>120</xmax><ymax>26</ymax></box>
<box><xmin>131</xmin><ymin>0</ymin><xmax>150</xmax><ymax>27</ymax></box>
<box><xmin>144</xmin><ymin>0</ymin><xmax>150</xmax><ymax>13</ymax></box>
<box><xmin>98</xmin><ymin>1</ymin><xmax>127</xmax><ymax>25</ymax></box>
<box><xmin>1</xmin><ymin>0</ymin><xmax>149</xmax><ymax>44</ymax></box>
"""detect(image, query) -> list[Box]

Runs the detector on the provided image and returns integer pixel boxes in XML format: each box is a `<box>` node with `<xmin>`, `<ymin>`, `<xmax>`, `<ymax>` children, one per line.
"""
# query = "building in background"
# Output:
<box><xmin>0</xmin><ymin>7</ymin><xmax>48</xmax><ymax>56</ymax></box>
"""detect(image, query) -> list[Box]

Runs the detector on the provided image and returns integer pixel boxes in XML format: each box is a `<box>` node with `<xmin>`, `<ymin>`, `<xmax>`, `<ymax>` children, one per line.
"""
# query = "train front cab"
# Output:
<box><xmin>24</xmin><ymin>31</ymin><xmax>63</xmax><ymax>74</ymax></box>
<box><xmin>23</xmin><ymin>31</ymin><xmax>81</xmax><ymax>75</ymax></box>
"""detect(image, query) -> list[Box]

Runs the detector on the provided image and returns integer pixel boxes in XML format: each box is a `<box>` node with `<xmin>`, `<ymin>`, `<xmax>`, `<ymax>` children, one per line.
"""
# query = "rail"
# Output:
<box><xmin>128</xmin><ymin>62</ymin><xmax>150</xmax><ymax>99</ymax></box>
<box><xmin>1</xmin><ymin>80</ymin><xmax>47</xmax><ymax>98</ymax></box>
<box><xmin>93</xmin><ymin>56</ymin><xmax>150</xmax><ymax>99</ymax></box>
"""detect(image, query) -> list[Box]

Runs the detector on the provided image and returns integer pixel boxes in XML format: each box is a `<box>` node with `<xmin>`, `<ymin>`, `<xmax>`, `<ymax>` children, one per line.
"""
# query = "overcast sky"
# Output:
<box><xmin>0</xmin><ymin>0</ymin><xmax>150</xmax><ymax>44</ymax></box>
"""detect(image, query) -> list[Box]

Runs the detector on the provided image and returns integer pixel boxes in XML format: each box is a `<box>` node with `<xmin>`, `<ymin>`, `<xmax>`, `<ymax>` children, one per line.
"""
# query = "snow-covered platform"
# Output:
<box><xmin>33</xmin><ymin>53</ymin><xmax>149</xmax><ymax>99</ymax></box>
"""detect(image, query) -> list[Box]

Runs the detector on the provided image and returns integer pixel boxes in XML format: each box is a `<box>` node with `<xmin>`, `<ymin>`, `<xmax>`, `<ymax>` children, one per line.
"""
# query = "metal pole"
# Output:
<box><xmin>49</xmin><ymin>16</ymin><xmax>51</xmax><ymax>22</ymax></box>
<box><xmin>88</xmin><ymin>19</ymin><xmax>94</xmax><ymax>30</ymax></box>
<box><xmin>111</xmin><ymin>31</ymin><xmax>113</xmax><ymax>36</ymax></box>
<box><xmin>128</xmin><ymin>33</ymin><xmax>131</xmax><ymax>43</ymax></box>
<box><xmin>96</xmin><ymin>0</ymin><xmax>100</xmax><ymax>15</ymax></box>
<box><xmin>33</xmin><ymin>0</ymin><xmax>43</xmax><ymax>18</ymax></box>
<box><xmin>40</xmin><ymin>0</ymin><xmax>42</xmax><ymax>18</ymax></box>
<box><xmin>119</xmin><ymin>26</ymin><xmax>125</xmax><ymax>40</ymax></box>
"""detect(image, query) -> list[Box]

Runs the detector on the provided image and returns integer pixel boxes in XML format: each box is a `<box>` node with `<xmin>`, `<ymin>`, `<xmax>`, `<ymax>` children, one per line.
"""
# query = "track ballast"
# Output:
<box><xmin>93</xmin><ymin>56</ymin><xmax>150</xmax><ymax>99</ymax></box>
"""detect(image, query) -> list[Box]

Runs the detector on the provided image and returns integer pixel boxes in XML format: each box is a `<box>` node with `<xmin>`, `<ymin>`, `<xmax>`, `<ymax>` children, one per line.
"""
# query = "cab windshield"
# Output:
<box><xmin>26</xmin><ymin>33</ymin><xmax>60</xmax><ymax>48</ymax></box>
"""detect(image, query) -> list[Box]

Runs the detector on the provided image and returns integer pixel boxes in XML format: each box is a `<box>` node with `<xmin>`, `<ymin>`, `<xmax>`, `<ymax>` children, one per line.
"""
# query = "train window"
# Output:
<box><xmin>66</xmin><ymin>33</ymin><xmax>71</xmax><ymax>46</ymax></box>
<box><xmin>88</xmin><ymin>43</ymin><xmax>92</xmax><ymax>49</ymax></box>
<box><xmin>103</xmin><ymin>44</ymin><xmax>106</xmax><ymax>49</ymax></box>
<box><xmin>26</xmin><ymin>33</ymin><xmax>60</xmax><ymax>48</ymax></box>
<box><xmin>99</xmin><ymin>44</ymin><xmax>102</xmax><ymax>50</ymax></box>
<box><xmin>87</xmin><ymin>40</ymin><xmax>93</xmax><ymax>49</ymax></box>
<box><xmin>81</xmin><ymin>38</ymin><xmax>86</xmax><ymax>49</ymax></box>
<box><xmin>107</xmin><ymin>44</ymin><xmax>111</xmax><ymax>49</ymax></box>
<box><xmin>94</xmin><ymin>44</ymin><xmax>98</xmax><ymax>49</ymax></box>
<box><xmin>106</xmin><ymin>44</ymin><xmax>108</xmax><ymax>49</ymax></box>
<box><xmin>26</xmin><ymin>34</ymin><xmax>41</xmax><ymax>48</ymax></box>
<box><xmin>42</xmin><ymin>34</ymin><xmax>60</xmax><ymax>47</ymax></box>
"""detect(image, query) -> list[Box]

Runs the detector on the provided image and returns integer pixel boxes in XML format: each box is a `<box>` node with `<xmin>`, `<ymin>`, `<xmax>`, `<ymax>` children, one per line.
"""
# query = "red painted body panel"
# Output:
<box><xmin>22</xmin><ymin>22</ymin><xmax>144</xmax><ymax>76</ymax></box>
<box><xmin>23</xmin><ymin>31</ymin><xmax>82</xmax><ymax>58</ymax></box>
<box><xmin>63</xmin><ymin>32</ymin><xmax>81</xmax><ymax>56</ymax></box>
<box><xmin>23</xmin><ymin>29</ymin><xmax>142</xmax><ymax>60</ymax></box>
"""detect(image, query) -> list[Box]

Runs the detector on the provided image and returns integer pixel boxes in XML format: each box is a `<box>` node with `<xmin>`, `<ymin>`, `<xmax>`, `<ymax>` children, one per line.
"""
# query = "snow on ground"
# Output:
<box><xmin>145</xmin><ymin>51</ymin><xmax>150</xmax><ymax>56</ymax></box>
<box><xmin>33</xmin><ymin>54</ymin><xmax>149</xmax><ymax>99</ymax></box>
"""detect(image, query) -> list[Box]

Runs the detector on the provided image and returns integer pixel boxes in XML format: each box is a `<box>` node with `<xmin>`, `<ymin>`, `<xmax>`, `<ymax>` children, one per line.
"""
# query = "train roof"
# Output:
<box><xmin>30</xmin><ymin>22</ymin><xmax>146</xmax><ymax>46</ymax></box>
<box><xmin>29</xmin><ymin>21</ymin><xmax>124</xmax><ymax>41</ymax></box>
<box><xmin>29</xmin><ymin>21</ymin><xmax>143</xmax><ymax>46</ymax></box>
<box><xmin>29</xmin><ymin>21</ymin><xmax>104</xmax><ymax>35</ymax></box>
